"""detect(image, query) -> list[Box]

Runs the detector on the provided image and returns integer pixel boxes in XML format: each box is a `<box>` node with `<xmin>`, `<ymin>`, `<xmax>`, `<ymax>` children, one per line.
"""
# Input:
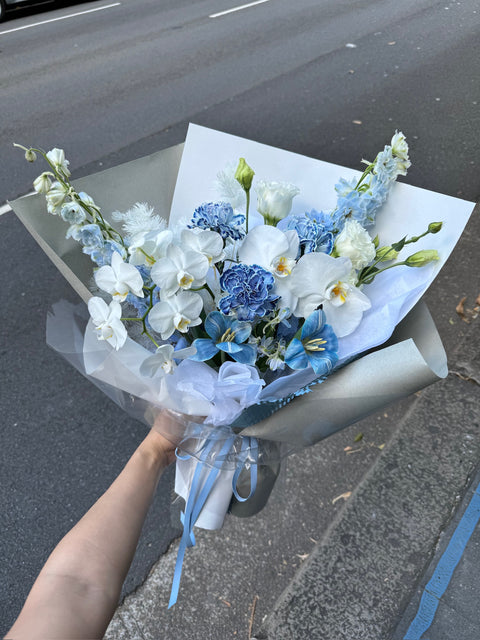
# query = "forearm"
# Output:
<box><xmin>7</xmin><ymin>429</ymin><xmax>173</xmax><ymax>640</ymax></box>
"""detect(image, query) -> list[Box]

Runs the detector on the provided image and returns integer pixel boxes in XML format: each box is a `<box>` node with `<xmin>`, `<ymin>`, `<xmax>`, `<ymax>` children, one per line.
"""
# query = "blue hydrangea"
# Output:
<box><xmin>278</xmin><ymin>214</ymin><xmax>334</xmax><ymax>257</ymax></box>
<box><xmin>219</xmin><ymin>263</ymin><xmax>278</xmax><ymax>321</ymax></box>
<box><xmin>189</xmin><ymin>201</ymin><xmax>245</xmax><ymax>241</ymax></box>
<box><xmin>305</xmin><ymin>208</ymin><xmax>342</xmax><ymax>234</ymax></box>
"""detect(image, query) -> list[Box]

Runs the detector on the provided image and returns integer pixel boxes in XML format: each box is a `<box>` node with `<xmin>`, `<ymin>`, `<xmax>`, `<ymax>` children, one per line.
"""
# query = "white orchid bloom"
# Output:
<box><xmin>239</xmin><ymin>225</ymin><xmax>299</xmax><ymax>277</ymax></box>
<box><xmin>140</xmin><ymin>343</ymin><xmax>196</xmax><ymax>378</ymax></box>
<box><xmin>239</xmin><ymin>224</ymin><xmax>299</xmax><ymax>310</ymax></box>
<box><xmin>128</xmin><ymin>228</ymin><xmax>173</xmax><ymax>266</ymax></box>
<box><xmin>94</xmin><ymin>251</ymin><xmax>144</xmax><ymax>301</ymax></box>
<box><xmin>335</xmin><ymin>220</ymin><xmax>376</xmax><ymax>271</ymax></box>
<box><xmin>180</xmin><ymin>228</ymin><xmax>225</xmax><ymax>266</ymax></box>
<box><xmin>255</xmin><ymin>180</ymin><xmax>300</xmax><ymax>224</ymax></box>
<box><xmin>290</xmin><ymin>252</ymin><xmax>371</xmax><ymax>337</ymax></box>
<box><xmin>46</xmin><ymin>148</ymin><xmax>70</xmax><ymax>176</ymax></box>
<box><xmin>88</xmin><ymin>297</ymin><xmax>127</xmax><ymax>350</ymax></box>
<box><xmin>148</xmin><ymin>291</ymin><xmax>203</xmax><ymax>339</ymax></box>
<box><xmin>151</xmin><ymin>244</ymin><xmax>209</xmax><ymax>299</ymax></box>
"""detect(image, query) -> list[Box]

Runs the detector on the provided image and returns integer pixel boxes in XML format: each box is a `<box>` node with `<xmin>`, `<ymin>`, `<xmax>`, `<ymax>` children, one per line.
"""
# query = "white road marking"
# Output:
<box><xmin>0</xmin><ymin>3</ymin><xmax>121</xmax><ymax>36</ymax></box>
<box><xmin>209</xmin><ymin>0</ymin><xmax>271</xmax><ymax>19</ymax></box>
<box><xmin>0</xmin><ymin>203</ymin><xmax>12</xmax><ymax>216</ymax></box>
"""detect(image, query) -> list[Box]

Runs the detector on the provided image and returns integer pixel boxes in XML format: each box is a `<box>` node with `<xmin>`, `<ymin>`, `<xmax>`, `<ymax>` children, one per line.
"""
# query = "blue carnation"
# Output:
<box><xmin>278</xmin><ymin>214</ymin><xmax>333</xmax><ymax>257</ymax></box>
<box><xmin>189</xmin><ymin>201</ymin><xmax>245</xmax><ymax>241</ymax></box>
<box><xmin>219</xmin><ymin>263</ymin><xmax>278</xmax><ymax>321</ymax></box>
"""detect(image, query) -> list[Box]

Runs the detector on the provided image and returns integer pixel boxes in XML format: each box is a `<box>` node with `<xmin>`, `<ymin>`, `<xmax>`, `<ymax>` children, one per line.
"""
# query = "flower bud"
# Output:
<box><xmin>234</xmin><ymin>158</ymin><xmax>255</xmax><ymax>192</ymax></box>
<box><xmin>428</xmin><ymin>221</ymin><xmax>443</xmax><ymax>234</ymax></box>
<box><xmin>405</xmin><ymin>250</ymin><xmax>439</xmax><ymax>267</ymax></box>
<box><xmin>13</xmin><ymin>143</ymin><xmax>36</xmax><ymax>161</ymax></box>
<box><xmin>46</xmin><ymin>148</ymin><xmax>70</xmax><ymax>176</ymax></box>
<box><xmin>33</xmin><ymin>172</ymin><xmax>52</xmax><ymax>194</ymax></box>
<box><xmin>376</xmin><ymin>246</ymin><xmax>398</xmax><ymax>262</ymax></box>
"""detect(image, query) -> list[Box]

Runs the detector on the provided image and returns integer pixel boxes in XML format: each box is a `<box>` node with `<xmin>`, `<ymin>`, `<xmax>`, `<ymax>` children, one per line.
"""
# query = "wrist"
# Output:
<box><xmin>138</xmin><ymin>430</ymin><xmax>176</xmax><ymax>469</ymax></box>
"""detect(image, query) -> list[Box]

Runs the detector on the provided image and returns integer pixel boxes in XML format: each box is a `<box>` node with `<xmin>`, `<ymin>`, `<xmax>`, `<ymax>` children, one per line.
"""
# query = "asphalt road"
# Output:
<box><xmin>1</xmin><ymin>0</ymin><xmax>479</xmax><ymax>633</ymax></box>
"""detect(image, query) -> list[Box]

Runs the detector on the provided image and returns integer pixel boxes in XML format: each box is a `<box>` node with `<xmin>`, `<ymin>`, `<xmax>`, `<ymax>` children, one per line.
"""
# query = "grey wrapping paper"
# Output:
<box><xmin>10</xmin><ymin>143</ymin><xmax>449</xmax><ymax>518</ymax></box>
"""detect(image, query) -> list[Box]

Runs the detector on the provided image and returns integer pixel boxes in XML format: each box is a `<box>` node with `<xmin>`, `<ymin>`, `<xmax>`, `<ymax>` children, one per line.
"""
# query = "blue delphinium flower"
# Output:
<box><xmin>126</xmin><ymin>285</ymin><xmax>160</xmax><ymax>320</ymax></box>
<box><xmin>76</xmin><ymin>223</ymin><xmax>104</xmax><ymax>248</ymax></box>
<box><xmin>189</xmin><ymin>201</ymin><xmax>245</xmax><ymax>241</ymax></box>
<box><xmin>190</xmin><ymin>311</ymin><xmax>256</xmax><ymax>365</ymax></box>
<box><xmin>336</xmin><ymin>189</ymin><xmax>374</xmax><ymax>227</ymax></box>
<box><xmin>85</xmin><ymin>240</ymin><xmax>126</xmax><ymax>266</ymax></box>
<box><xmin>278</xmin><ymin>214</ymin><xmax>333</xmax><ymax>257</ymax></box>
<box><xmin>284</xmin><ymin>308</ymin><xmax>338</xmax><ymax>376</ymax></box>
<box><xmin>219</xmin><ymin>263</ymin><xmax>278</xmax><ymax>321</ymax></box>
<box><xmin>60</xmin><ymin>202</ymin><xmax>86</xmax><ymax>225</ymax></box>
<box><xmin>374</xmin><ymin>147</ymin><xmax>399</xmax><ymax>183</ymax></box>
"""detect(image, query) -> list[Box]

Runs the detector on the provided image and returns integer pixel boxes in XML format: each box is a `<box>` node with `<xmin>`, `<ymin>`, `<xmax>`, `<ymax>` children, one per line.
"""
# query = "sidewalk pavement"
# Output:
<box><xmin>105</xmin><ymin>206</ymin><xmax>479</xmax><ymax>640</ymax></box>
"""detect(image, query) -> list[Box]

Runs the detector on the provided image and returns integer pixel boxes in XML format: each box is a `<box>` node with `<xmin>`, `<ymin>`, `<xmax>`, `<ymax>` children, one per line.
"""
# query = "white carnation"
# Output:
<box><xmin>335</xmin><ymin>220</ymin><xmax>376</xmax><ymax>271</ymax></box>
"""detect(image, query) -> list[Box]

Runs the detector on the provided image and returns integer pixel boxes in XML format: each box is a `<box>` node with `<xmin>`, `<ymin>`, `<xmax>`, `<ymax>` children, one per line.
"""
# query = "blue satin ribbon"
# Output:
<box><xmin>168</xmin><ymin>435</ymin><xmax>258</xmax><ymax>608</ymax></box>
<box><xmin>232</xmin><ymin>437</ymin><xmax>258</xmax><ymax>502</ymax></box>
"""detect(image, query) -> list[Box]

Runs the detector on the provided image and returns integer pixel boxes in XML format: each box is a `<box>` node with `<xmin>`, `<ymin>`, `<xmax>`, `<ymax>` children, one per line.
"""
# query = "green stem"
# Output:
<box><xmin>357</xmin><ymin>260</ymin><xmax>408</xmax><ymax>286</ymax></box>
<box><xmin>245</xmin><ymin>189</ymin><xmax>250</xmax><ymax>234</ymax></box>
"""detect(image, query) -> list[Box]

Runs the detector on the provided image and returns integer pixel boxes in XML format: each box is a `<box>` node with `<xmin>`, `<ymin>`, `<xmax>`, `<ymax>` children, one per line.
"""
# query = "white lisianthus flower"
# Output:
<box><xmin>148</xmin><ymin>291</ymin><xmax>203</xmax><ymax>339</ymax></box>
<box><xmin>94</xmin><ymin>251</ymin><xmax>144</xmax><ymax>301</ymax></box>
<box><xmin>45</xmin><ymin>181</ymin><xmax>70</xmax><ymax>214</ymax></box>
<box><xmin>140</xmin><ymin>343</ymin><xmax>196</xmax><ymax>378</ymax></box>
<box><xmin>290</xmin><ymin>252</ymin><xmax>371</xmax><ymax>337</ymax></box>
<box><xmin>335</xmin><ymin>220</ymin><xmax>376</xmax><ymax>271</ymax></box>
<box><xmin>128</xmin><ymin>229</ymin><xmax>173</xmax><ymax>266</ymax></box>
<box><xmin>255</xmin><ymin>180</ymin><xmax>300</xmax><ymax>225</ymax></box>
<box><xmin>151</xmin><ymin>244</ymin><xmax>209</xmax><ymax>299</ymax></box>
<box><xmin>88</xmin><ymin>297</ymin><xmax>127</xmax><ymax>350</ymax></box>
<box><xmin>46</xmin><ymin>148</ymin><xmax>70</xmax><ymax>176</ymax></box>
<box><xmin>33</xmin><ymin>172</ymin><xmax>53</xmax><ymax>194</ymax></box>
<box><xmin>180</xmin><ymin>228</ymin><xmax>225</xmax><ymax>266</ymax></box>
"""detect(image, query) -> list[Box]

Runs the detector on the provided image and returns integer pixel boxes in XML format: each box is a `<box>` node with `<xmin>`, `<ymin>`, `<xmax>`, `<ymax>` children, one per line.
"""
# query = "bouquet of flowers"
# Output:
<box><xmin>12</xmin><ymin>125</ymin><xmax>473</xmax><ymax>606</ymax></box>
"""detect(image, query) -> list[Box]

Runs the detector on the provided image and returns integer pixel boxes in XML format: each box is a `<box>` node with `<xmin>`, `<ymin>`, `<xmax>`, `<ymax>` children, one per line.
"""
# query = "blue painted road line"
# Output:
<box><xmin>404</xmin><ymin>483</ymin><xmax>480</xmax><ymax>640</ymax></box>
